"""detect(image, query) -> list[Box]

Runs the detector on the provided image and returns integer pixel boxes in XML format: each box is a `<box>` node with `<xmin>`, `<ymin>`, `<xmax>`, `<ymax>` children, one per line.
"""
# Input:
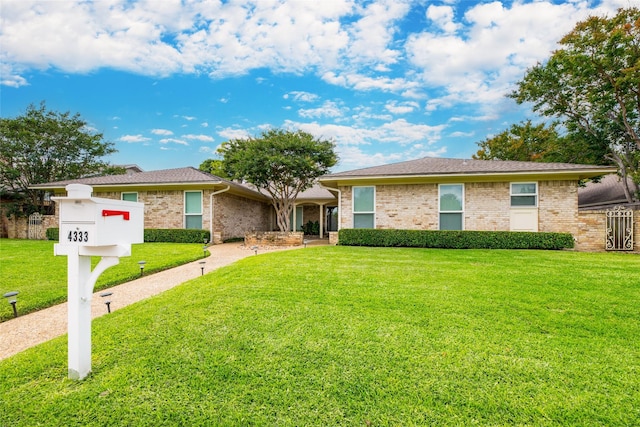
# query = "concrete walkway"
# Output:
<box><xmin>0</xmin><ymin>241</ymin><xmax>323</xmax><ymax>361</ymax></box>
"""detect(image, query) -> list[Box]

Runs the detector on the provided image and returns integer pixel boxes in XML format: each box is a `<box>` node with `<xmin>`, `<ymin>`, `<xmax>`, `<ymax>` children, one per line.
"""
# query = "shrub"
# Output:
<box><xmin>301</xmin><ymin>220</ymin><xmax>320</xmax><ymax>235</ymax></box>
<box><xmin>338</xmin><ymin>229</ymin><xmax>574</xmax><ymax>250</ymax></box>
<box><xmin>46</xmin><ymin>227</ymin><xmax>59</xmax><ymax>241</ymax></box>
<box><xmin>144</xmin><ymin>229</ymin><xmax>211</xmax><ymax>243</ymax></box>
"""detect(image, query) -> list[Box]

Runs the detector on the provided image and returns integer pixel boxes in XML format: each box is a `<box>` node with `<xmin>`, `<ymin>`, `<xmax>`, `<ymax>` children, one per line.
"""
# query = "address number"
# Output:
<box><xmin>68</xmin><ymin>230</ymin><xmax>89</xmax><ymax>243</ymax></box>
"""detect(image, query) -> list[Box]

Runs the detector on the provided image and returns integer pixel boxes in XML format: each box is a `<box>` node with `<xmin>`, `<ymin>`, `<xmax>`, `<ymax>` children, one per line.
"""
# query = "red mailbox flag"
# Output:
<box><xmin>102</xmin><ymin>210</ymin><xmax>130</xmax><ymax>220</ymax></box>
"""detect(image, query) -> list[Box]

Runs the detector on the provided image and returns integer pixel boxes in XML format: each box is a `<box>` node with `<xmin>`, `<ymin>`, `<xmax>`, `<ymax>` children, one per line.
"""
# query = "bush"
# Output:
<box><xmin>144</xmin><ymin>229</ymin><xmax>211</xmax><ymax>243</ymax></box>
<box><xmin>46</xmin><ymin>227</ymin><xmax>59</xmax><ymax>241</ymax></box>
<box><xmin>301</xmin><ymin>220</ymin><xmax>320</xmax><ymax>235</ymax></box>
<box><xmin>45</xmin><ymin>228</ymin><xmax>210</xmax><ymax>244</ymax></box>
<box><xmin>338</xmin><ymin>229</ymin><xmax>574</xmax><ymax>250</ymax></box>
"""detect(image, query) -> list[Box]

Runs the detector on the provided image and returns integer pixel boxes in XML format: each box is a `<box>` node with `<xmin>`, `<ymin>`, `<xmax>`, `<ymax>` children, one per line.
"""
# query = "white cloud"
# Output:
<box><xmin>217</xmin><ymin>127</ymin><xmax>251</xmax><ymax>141</ymax></box>
<box><xmin>385</xmin><ymin>100</ymin><xmax>419</xmax><ymax>114</ymax></box>
<box><xmin>182</xmin><ymin>134</ymin><xmax>214</xmax><ymax>142</ymax></box>
<box><xmin>159</xmin><ymin>138</ymin><xmax>188</xmax><ymax>146</ymax></box>
<box><xmin>426</xmin><ymin>5</ymin><xmax>460</xmax><ymax>34</ymax></box>
<box><xmin>298</xmin><ymin>100</ymin><xmax>345</xmax><ymax>119</ymax></box>
<box><xmin>284</xmin><ymin>91</ymin><xmax>320</xmax><ymax>103</ymax></box>
<box><xmin>119</xmin><ymin>134</ymin><xmax>151</xmax><ymax>143</ymax></box>
<box><xmin>151</xmin><ymin>128</ymin><xmax>173</xmax><ymax>136</ymax></box>
<box><xmin>406</xmin><ymin>1</ymin><xmax>604</xmax><ymax>110</ymax></box>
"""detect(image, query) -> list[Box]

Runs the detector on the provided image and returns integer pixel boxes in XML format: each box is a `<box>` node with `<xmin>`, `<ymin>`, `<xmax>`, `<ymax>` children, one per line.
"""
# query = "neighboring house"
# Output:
<box><xmin>578</xmin><ymin>174</ymin><xmax>640</xmax><ymax>210</ymax></box>
<box><xmin>318</xmin><ymin>157</ymin><xmax>617</xmax><ymax>238</ymax></box>
<box><xmin>29</xmin><ymin>167</ymin><xmax>338</xmax><ymax>243</ymax></box>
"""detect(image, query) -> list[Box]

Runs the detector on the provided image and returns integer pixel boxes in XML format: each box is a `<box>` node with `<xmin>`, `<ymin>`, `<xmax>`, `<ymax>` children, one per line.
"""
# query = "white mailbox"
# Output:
<box><xmin>53</xmin><ymin>184</ymin><xmax>145</xmax><ymax>380</ymax></box>
<box><xmin>53</xmin><ymin>184</ymin><xmax>144</xmax><ymax>246</ymax></box>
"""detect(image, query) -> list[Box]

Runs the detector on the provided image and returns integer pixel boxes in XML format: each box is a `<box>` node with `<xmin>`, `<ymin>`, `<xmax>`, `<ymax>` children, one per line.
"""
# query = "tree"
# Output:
<box><xmin>198</xmin><ymin>158</ymin><xmax>230</xmax><ymax>179</ymax></box>
<box><xmin>220</xmin><ymin>128</ymin><xmax>338</xmax><ymax>232</ymax></box>
<box><xmin>474</xmin><ymin>120</ymin><xmax>611</xmax><ymax>165</ymax></box>
<box><xmin>510</xmin><ymin>7</ymin><xmax>640</xmax><ymax>202</ymax></box>
<box><xmin>0</xmin><ymin>102</ymin><xmax>120</xmax><ymax>215</ymax></box>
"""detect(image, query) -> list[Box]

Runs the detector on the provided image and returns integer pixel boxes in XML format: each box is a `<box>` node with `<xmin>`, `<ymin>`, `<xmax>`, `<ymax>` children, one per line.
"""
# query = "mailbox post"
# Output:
<box><xmin>53</xmin><ymin>184</ymin><xmax>143</xmax><ymax>380</ymax></box>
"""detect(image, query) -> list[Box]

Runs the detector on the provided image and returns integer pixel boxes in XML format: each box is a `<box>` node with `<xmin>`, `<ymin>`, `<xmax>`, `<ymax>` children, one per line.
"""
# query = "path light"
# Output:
<box><xmin>3</xmin><ymin>291</ymin><xmax>18</xmax><ymax>318</ymax></box>
<box><xmin>202</xmin><ymin>245</ymin><xmax>208</xmax><ymax>258</ymax></box>
<box><xmin>100</xmin><ymin>292</ymin><xmax>113</xmax><ymax>313</ymax></box>
<box><xmin>303</xmin><ymin>239</ymin><xmax>308</xmax><ymax>248</ymax></box>
<box><xmin>251</xmin><ymin>245</ymin><xmax>258</xmax><ymax>255</ymax></box>
<box><xmin>199</xmin><ymin>261</ymin><xmax>206</xmax><ymax>276</ymax></box>
<box><xmin>138</xmin><ymin>260</ymin><xmax>146</xmax><ymax>276</ymax></box>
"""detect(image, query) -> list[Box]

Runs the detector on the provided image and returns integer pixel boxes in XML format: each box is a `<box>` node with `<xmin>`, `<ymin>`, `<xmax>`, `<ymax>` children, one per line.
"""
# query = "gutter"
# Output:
<box><xmin>209</xmin><ymin>185</ymin><xmax>230</xmax><ymax>244</ymax></box>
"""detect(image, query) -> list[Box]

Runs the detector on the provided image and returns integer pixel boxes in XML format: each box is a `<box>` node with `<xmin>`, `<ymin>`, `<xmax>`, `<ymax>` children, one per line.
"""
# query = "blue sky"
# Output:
<box><xmin>0</xmin><ymin>0</ymin><xmax>629</xmax><ymax>172</ymax></box>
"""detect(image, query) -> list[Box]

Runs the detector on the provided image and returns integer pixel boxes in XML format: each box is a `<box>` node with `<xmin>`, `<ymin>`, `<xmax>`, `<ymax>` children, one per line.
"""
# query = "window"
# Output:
<box><xmin>511</xmin><ymin>183</ymin><xmax>537</xmax><ymax>207</ymax></box>
<box><xmin>290</xmin><ymin>206</ymin><xmax>303</xmax><ymax>231</ymax></box>
<box><xmin>439</xmin><ymin>184</ymin><xmax>464</xmax><ymax>230</ymax></box>
<box><xmin>121</xmin><ymin>192</ymin><xmax>138</xmax><ymax>202</ymax></box>
<box><xmin>184</xmin><ymin>191</ymin><xmax>202</xmax><ymax>229</ymax></box>
<box><xmin>353</xmin><ymin>186</ymin><xmax>375</xmax><ymax>228</ymax></box>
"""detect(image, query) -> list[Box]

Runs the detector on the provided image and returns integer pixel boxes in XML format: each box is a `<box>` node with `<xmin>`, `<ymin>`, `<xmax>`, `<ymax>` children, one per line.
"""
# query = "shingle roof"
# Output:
<box><xmin>31</xmin><ymin>167</ymin><xmax>221</xmax><ymax>187</ymax></box>
<box><xmin>578</xmin><ymin>174</ymin><xmax>637</xmax><ymax>208</ymax></box>
<box><xmin>322</xmin><ymin>157</ymin><xmax>615</xmax><ymax>178</ymax></box>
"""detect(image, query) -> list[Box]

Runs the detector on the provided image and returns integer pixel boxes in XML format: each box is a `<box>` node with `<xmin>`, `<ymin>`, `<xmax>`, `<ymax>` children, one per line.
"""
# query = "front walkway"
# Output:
<box><xmin>0</xmin><ymin>241</ymin><xmax>326</xmax><ymax>361</ymax></box>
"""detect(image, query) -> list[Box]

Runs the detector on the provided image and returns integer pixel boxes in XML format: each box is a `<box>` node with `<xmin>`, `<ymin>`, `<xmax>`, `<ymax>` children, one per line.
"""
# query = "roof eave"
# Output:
<box><xmin>319</xmin><ymin>167</ymin><xmax>617</xmax><ymax>187</ymax></box>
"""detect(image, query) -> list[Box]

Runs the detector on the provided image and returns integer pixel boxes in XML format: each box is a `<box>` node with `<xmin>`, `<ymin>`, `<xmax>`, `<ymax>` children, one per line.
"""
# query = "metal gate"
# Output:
<box><xmin>28</xmin><ymin>212</ymin><xmax>44</xmax><ymax>240</ymax></box>
<box><xmin>605</xmin><ymin>206</ymin><xmax>634</xmax><ymax>251</ymax></box>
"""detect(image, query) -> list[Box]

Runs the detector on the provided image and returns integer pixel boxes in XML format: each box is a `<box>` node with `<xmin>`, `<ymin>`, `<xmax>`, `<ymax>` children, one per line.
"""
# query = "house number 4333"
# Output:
<box><xmin>68</xmin><ymin>230</ymin><xmax>89</xmax><ymax>243</ymax></box>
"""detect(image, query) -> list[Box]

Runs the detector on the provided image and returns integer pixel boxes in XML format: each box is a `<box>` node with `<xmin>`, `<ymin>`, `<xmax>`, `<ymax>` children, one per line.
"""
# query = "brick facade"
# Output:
<box><xmin>576</xmin><ymin>209</ymin><xmax>639</xmax><ymax>252</ymax></box>
<box><xmin>3</xmin><ymin>189</ymin><xmax>272</xmax><ymax>244</ymax></box>
<box><xmin>339</xmin><ymin>180</ymin><xmax>579</xmax><ymax>234</ymax></box>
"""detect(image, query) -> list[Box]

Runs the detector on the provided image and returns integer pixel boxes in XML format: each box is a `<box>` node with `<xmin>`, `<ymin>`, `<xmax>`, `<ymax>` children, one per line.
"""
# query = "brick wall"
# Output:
<box><xmin>3</xmin><ymin>189</ymin><xmax>273</xmax><ymax>244</ymax></box>
<box><xmin>213</xmin><ymin>192</ymin><xmax>272</xmax><ymax>242</ymax></box>
<box><xmin>538</xmin><ymin>180</ymin><xmax>578</xmax><ymax>234</ymax></box>
<box><xmin>339</xmin><ymin>180</ymin><xmax>580</xmax><ymax>234</ymax></box>
<box><xmin>576</xmin><ymin>209</ymin><xmax>639</xmax><ymax>252</ymax></box>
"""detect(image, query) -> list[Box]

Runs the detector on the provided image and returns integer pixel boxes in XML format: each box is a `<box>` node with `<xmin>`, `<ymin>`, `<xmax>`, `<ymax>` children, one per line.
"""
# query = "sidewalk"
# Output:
<box><xmin>0</xmin><ymin>242</ymin><xmax>320</xmax><ymax>361</ymax></box>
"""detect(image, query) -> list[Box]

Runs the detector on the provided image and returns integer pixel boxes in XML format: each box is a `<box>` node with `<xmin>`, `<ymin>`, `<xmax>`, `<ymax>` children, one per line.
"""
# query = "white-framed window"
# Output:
<box><xmin>511</xmin><ymin>183</ymin><xmax>537</xmax><ymax>207</ymax></box>
<box><xmin>184</xmin><ymin>191</ymin><xmax>202</xmax><ymax>229</ymax></box>
<box><xmin>121</xmin><ymin>192</ymin><xmax>138</xmax><ymax>202</ymax></box>
<box><xmin>353</xmin><ymin>186</ymin><xmax>375</xmax><ymax>228</ymax></box>
<box><xmin>439</xmin><ymin>184</ymin><xmax>464</xmax><ymax>230</ymax></box>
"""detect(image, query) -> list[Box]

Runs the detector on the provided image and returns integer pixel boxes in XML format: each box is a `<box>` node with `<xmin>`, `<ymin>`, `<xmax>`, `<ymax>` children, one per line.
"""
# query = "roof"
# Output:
<box><xmin>320</xmin><ymin>157</ymin><xmax>617</xmax><ymax>186</ymax></box>
<box><xmin>30</xmin><ymin>167</ymin><xmax>269</xmax><ymax>201</ymax></box>
<box><xmin>578</xmin><ymin>174</ymin><xmax>639</xmax><ymax>209</ymax></box>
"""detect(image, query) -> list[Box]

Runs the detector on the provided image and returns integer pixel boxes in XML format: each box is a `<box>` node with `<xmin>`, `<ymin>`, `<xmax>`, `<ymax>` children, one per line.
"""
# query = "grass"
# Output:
<box><xmin>0</xmin><ymin>247</ymin><xmax>639</xmax><ymax>426</ymax></box>
<box><xmin>0</xmin><ymin>239</ymin><xmax>207</xmax><ymax>321</ymax></box>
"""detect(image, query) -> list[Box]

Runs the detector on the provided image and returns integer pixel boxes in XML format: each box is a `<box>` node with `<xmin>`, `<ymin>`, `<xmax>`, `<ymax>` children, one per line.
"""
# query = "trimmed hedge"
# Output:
<box><xmin>46</xmin><ymin>228</ymin><xmax>211</xmax><ymax>244</ymax></box>
<box><xmin>338</xmin><ymin>228</ymin><xmax>574</xmax><ymax>250</ymax></box>
<box><xmin>46</xmin><ymin>227</ymin><xmax>59</xmax><ymax>241</ymax></box>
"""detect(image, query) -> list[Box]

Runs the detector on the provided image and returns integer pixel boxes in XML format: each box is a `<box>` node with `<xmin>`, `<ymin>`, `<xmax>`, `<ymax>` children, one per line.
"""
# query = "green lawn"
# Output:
<box><xmin>0</xmin><ymin>239</ymin><xmax>207</xmax><ymax>321</ymax></box>
<box><xmin>1</xmin><ymin>247</ymin><xmax>639</xmax><ymax>426</ymax></box>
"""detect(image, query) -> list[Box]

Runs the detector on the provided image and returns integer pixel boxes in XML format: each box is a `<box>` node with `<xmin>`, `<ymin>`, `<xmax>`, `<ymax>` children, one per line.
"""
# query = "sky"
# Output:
<box><xmin>0</xmin><ymin>0</ymin><xmax>633</xmax><ymax>173</ymax></box>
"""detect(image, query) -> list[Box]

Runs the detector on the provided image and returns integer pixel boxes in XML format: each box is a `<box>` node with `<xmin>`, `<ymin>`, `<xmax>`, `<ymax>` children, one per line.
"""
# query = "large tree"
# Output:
<box><xmin>198</xmin><ymin>158</ymin><xmax>230</xmax><ymax>179</ymax></box>
<box><xmin>0</xmin><ymin>102</ymin><xmax>120</xmax><ymax>215</ymax></box>
<box><xmin>510</xmin><ymin>7</ymin><xmax>640</xmax><ymax>202</ymax></box>
<box><xmin>220</xmin><ymin>128</ymin><xmax>337</xmax><ymax>232</ymax></box>
<box><xmin>474</xmin><ymin>120</ymin><xmax>611</xmax><ymax>165</ymax></box>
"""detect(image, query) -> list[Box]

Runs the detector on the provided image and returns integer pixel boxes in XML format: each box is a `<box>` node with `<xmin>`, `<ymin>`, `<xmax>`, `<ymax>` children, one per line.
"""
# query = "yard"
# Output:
<box><xmin>0</xmin><ymin>239</ymin><xmax>207</xmax><ymax>321</ymax></box>
<box><xmin>0</xmin><ymin>246</ymin><xmax>638</xmax><ymax>425</ymax></box>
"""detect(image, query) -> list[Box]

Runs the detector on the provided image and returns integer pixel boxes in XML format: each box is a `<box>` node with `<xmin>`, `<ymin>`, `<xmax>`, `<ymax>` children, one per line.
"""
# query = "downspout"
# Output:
<box><xmin>320</xmin><ymin>184</ymin><xmax>342</xmax><ymax>231</ymax></box>
<box><xmin>209</xmin><ymin>185</ymin><xmax>230</xmax><ymax>244</ymax></box>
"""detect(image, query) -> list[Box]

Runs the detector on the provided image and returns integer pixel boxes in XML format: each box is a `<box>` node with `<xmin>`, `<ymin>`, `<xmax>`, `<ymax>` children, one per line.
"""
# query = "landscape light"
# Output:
<box><xmin>199</xmin><ymin>261</ymin><xmax>206</xmax><ymax>276</ymax></box>
<box><xmin>138</xmin><ymin>260</ymin><xmax>146</xmax><ymax>276</ymax></box>
<box><xmin>251</xmin><ymin>245</ymin><xmax>258</xmax><ymax>255</ymax></box>
<box><xmin>303</xmin><ymin>239</ymin><xmax>308</xmax><ymax>248</ymax></box>
<box><xmin>202</xmin><ymin>245</ymin><xmax>208</xmax><ymax>258</ymax></box>
<box><xmin>100</xmin><ymin>292</ymin><xmax>113</xmax><ymax>313</ymax></box>
<box><xmin>3</xmin><ymin>291</ymin><xmax>19</xmax><ymax>318</ymax></box>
